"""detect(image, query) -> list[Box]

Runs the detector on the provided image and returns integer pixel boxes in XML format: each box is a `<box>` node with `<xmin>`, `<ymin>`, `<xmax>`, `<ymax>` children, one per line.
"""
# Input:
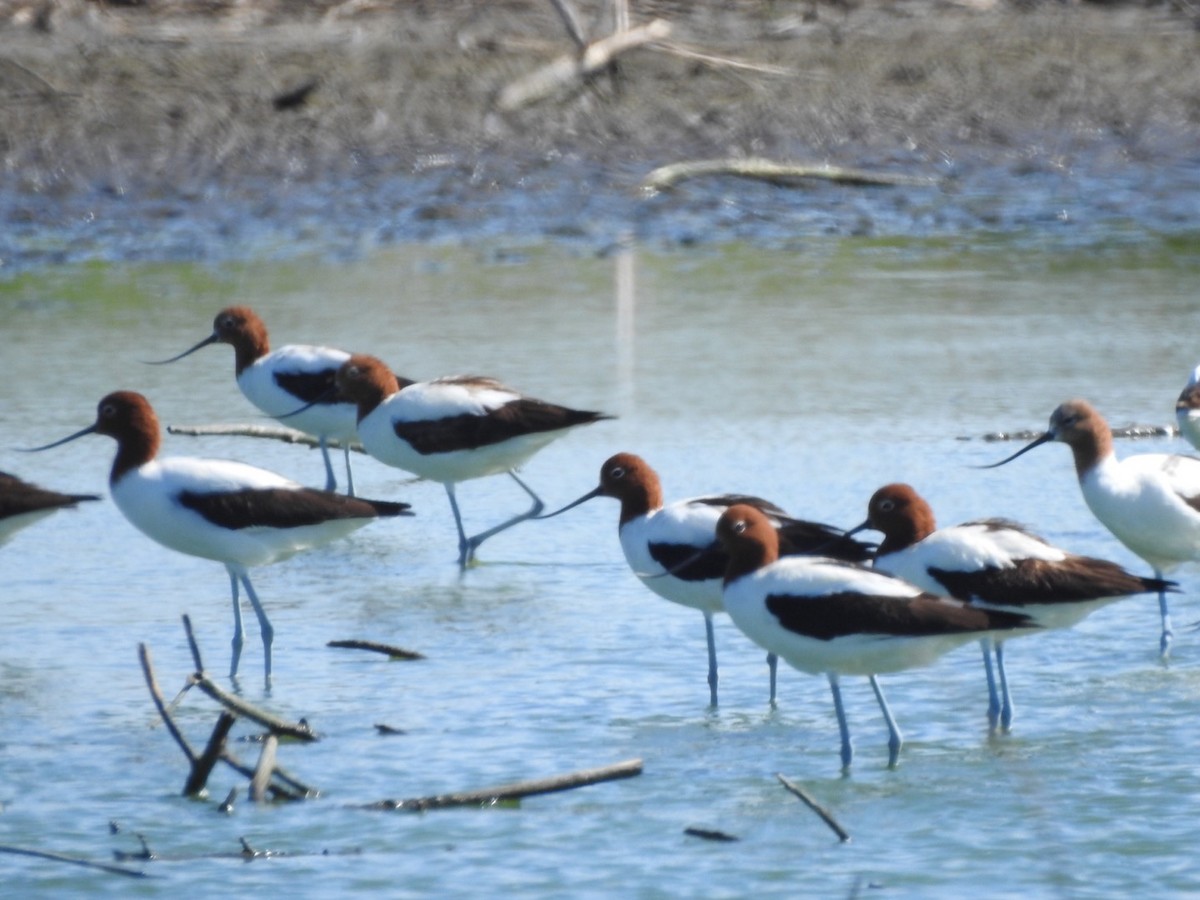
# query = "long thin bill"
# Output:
<box><xmin>21</xmin><ymin>423</ymin><xmax>98</xmax><ymax>452</ymax></box>
<box><xmin>277</xmin><ymin>388</ymin><xmax>338</xmax><ymax>420</ymax></box>
<box><xmin>533</xmin><ymin>486</ymin><xmax>605</xmax><ymax>520</ymax></box>
<box><xmin>975</xmin><ymin>431</ymin><xmax>1055</xmax><ymax>469</ymax></box>
<box><xmin>144</xmin><ymin>333</ymin><xmax>219</xmax><ymax>365</ymax></box>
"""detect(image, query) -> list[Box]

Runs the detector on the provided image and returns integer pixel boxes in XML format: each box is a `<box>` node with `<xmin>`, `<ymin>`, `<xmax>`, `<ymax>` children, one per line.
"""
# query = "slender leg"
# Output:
<box><xmin>996</xmin><ymin>641</ymin><xmax>1014</xmax><ymax>732</ymax></box>
<box><xmin>980</xmin><ymin>637</ymin><xmax>1001</xmax><ymax>731</ymax></box>
<box><xmin>703</xmin><ymin>612</ymin><xmax>718</xmax><ymax>707</ymax></box>
<box><xmin>227</xmin><ymin>570</ymin><xmax>245</xmax><ymax>680</ymax></box>
<box><xmin>1158</xmin><ymin>570</ymin><xmax>1173</xmax><ymax>659</ymax></box>
<box><xmin>827</xmin><ymin>673</ymin><xmax>853</xmax><ymax>770</ymax></box>
<box><xmin>318</xmin><ymin>435</ymin><xmax>337</xmax><ymax>493</ymax></box>
<box><xmin>238</xmin><ymin>573</ymin><xmax>274</xmax><ymax>684</ymax></box>
<box><xmin>869</xmin><ymin>675</ymin><xmax>903</xmax><ymax>768</ymax></box>
<box><xmin>342</xmin><ymin>444</ymin><xmax>356</xmax><ymax>497</ymax></box>
<box><xmin>459</xmin><ymin>471</ymin><xmax>547</xmax><ymax>564</ymax></box>
<box><xmin>444</xmin><ymin>483</ymin><xmax>472</xmax><ymax>567</ymax></box>
<box><xmin>767</xmin><ymin>652</ymin><xmax>778</xmax><ymax>707</ymax></box>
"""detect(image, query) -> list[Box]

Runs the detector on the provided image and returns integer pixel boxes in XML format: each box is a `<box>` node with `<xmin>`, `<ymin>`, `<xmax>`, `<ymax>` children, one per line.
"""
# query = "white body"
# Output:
<box><xmin>0</xmin><ymin>509</ymin><xmax>58</xmax><ymax>546</ymax></box>
<box><xmin>357</xmin><ymin>378</ymin><xmax>570</xmax><ymax>484</ymax></box>
<box><xmin>1081</xmin><ymin>452</ymin><xmax>1200</xmax><ymax>572</ymax></box>
<box><xmin>619</xmin><ymin>497</ymin><xmax>736</xmax><ymax>615</ymax></box>
<box><xmin>237</xmin><ymin>344</ymin><xmax>358</xmax><ymax>442</ymax></box>
<box><xmin>111</xmin><ymin>456</ymin><xmax>371</xmax><ymax>570</ymax></box>
<box><xmin>723</xmin><ymin>558</ymin><xmax>984</xmax><ymax>677</ymax></box>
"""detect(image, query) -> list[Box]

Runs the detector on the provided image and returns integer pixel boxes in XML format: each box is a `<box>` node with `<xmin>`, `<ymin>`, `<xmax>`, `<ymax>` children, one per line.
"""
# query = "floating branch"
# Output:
<box><xmin>250</xmin><ymin>737</ymin><xmax>279</xmax><ymax>803</ymax></box>
<box><xmin>643</xmin><ymin>158</ymin><xmax>939</xmax><ymax>192</ymax></box>
<box><xmin>168</xmin><ymin>423</ymin><xmax>365</xmax><ymax>454</ymax></box>
<box><xmin>0</xmin><ymin>844</ymin><xmax>149</xmax><ymax>878</ymax></box>
<box><xmin>183</xmin><ymin>713</ymin><xmax>237</xmax><ymax>797</ymax></box>
<box><xmin>494</xmin><ymin>18</ymin><xmax>671</xmax><ymax>111</ymax></box>
<box><xmin>776</xmin><ymin>773</ymin><xmax>851</xmax><ymax>843</ymax></box>
<box><xmin>139</xmin><ymin>644</ymin><xmax>198</xmax><ymax>768</ymax></box>
<box><xmin>328</xmin><ymin>639</ymin><xmax>426</xmax><ymax>661</ymax></box>
<box><xmin>367</xmin><ymin>758</ymin><xmax>644</xmax><ymax>811</ymax></box>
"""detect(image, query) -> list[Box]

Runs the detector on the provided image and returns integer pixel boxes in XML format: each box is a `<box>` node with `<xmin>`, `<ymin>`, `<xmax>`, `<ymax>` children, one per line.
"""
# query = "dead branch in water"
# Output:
<box><xmin>776</xmin><ymin>773</ymin><xmax>851</xmax><ymax>843</ymax></box>
<box><xmin>366</xmin><ymin>757</ymin><xmax>644</xmax><ymax>811</ymax></box>
<box><xmin>187</xmin><ymin>673</ymin><xmax>318</xmax><ymax>742</ymax></box>
<box><xmin>328</xmin><ymin>638</ymin><xmax>426</xmax><ymax>660</ymax></box>
<box><xmin>167</xmin><ymin>423</ymin><xmax>364</xmax><ymax>453</ymax></box>
<box><xmin>0</xmin><ymin>844</ymin><xmax>150</xmax><ymax>878</ymax></box>
<box><xmin>494</xmin><ymin>18</ymin><xmax>670</xmax><ymax>111</ymax></box>
<box><xmin>250</xmin><ymin>736</ymin><xmax>280</xmax><ymax>803</ymax></box>
<box><xmin>643</xmin><ymin>158</ymin><xmax>939</xmax><ymax>192</ymax></box>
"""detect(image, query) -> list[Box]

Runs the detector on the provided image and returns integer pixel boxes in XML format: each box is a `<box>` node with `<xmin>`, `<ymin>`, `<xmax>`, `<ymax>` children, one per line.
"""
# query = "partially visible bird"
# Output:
<box><xmin>333</xmin><ymin>353</ymin><xmax>611</xmax><ymax>567</ymax></box>
<box><xmin>984</xmin><ymin>398</ymin><xmax>1200</xmax><ymax>658</ymax></box>
<box><xmin>1175</xmin><ymin>363</ymin><xmax>1200</xmax><ymax>450</ymax></box>
<box><xmin>28</xmin><ymin>391</ymin><xmax>412</xmax><ymax>682</ymax></box>
<box><xmin>151</xmin><ymin>306</ymin><xmax>363</xmax><ymax>495</ymax></box>
<box><xmin>716</xmin><ymin>504</ymin><xmax>1030</xmax><ymax>769</ymax></box>
<box><xmin>537</xmin><ymin>452</ymin><xmax>873</xmax><ymax>706</ymax></box>
<box><xmin>0</xmin><ymin>470</ymin><xmax>98</xmax><ymax>547</ymax></box>
<box><xmin>854</xmin><ymin>483</ymin><xmax>1173</xmax><ymax>731</ymax></box>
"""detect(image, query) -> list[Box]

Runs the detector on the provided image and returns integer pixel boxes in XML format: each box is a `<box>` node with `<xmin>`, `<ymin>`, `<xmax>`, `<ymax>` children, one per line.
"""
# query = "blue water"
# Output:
<box><xmin>2</xmin><ymin>236</ymin><xmax>1200</xmax><ymax>895</ymax></box>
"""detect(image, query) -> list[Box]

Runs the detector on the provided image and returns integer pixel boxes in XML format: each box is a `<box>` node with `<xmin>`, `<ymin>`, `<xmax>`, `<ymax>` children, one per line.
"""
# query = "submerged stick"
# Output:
<box><xmin>367</xmin><ymin>758</ymin><xmax>644</xmax><ymax>811</ymax></box>
<box><xmin>183</xmin><ymin>713</ymin><xmax>237</xmax><ymax>797</ymax></box>
<box><xmin>187</xmin><ymin>673</ymin><xmax>318</xmax><ymax>742</ymax></box>
<box><xmin>643</xmin><ymin>158</ymin><xmax>938</xmax><ymax>192</ymax></box>
<box><xmin>327</xmin><ymin>639</ymin><xmax>426</xmax><ymax>660</ymax></box>
<box><xmin>776</xmin><ymin>773</ymin><xmax>851</xmax><ymax>843</ymax></box>
<box><xmin>250</xmin><ymin>736</ymin><xmax>279</xmax><ymax>803</ymax></box>
<box><xmin>495</xmin><ymin>19</ymin><xmax>670</xmax><ymax>111</ymax></box>
<box><xmin>0</xmin><ymin>844</ymin><xmax>149</xmax><ymax>878</ymax></box>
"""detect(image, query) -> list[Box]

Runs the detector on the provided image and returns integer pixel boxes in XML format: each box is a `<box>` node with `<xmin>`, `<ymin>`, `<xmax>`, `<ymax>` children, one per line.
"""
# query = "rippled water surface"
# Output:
<box><xmin>2</xmin><ymin>234</ymin><xmax>1200</xmax><ymax>895</ymax></box>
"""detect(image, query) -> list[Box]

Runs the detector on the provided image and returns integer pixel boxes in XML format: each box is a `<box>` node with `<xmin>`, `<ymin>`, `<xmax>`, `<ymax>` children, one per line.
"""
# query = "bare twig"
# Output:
<box><xmin>776</xmin><ymin>773</ymin><xmax>851</xmax><ymax>843</ymax></box>
<box><xmin>495</xmin><ymin>19</ymin><xmax>671</xmax><ymax>111</ymax></box>
<box><xmin>187</xmin><ymin>673</ymin><xmax>318</xmax><ymax>743</ymax></box>
<box><xmin>547</xmin><ymin>0</ymin><xmax>587</xmax><ymax>50</ymax></box>
<box><xmin>367</xmin><ymin>758</ymin><xmax>643</xmax><ymax>811</ymax></box>
<box><xmin>182</xmin><ymin>613</ymin><xmax>205</xmax><ymax>673</ymax></box>
<box><xmin>0</xmin><ymin>844</ymin><xmax>149</xmax><ymax>878</ymax></box>
<box><xmin>167</xmin><ymin>423</ymin><xmax>364</xmax><ymax>454</ymax></box>
<box><xmin>327</xmin><ymin>639</ymin><xmax>426</xmax><ymax>660</ymax></box>
<box><xmin>643</xmin><ymin>158</ymin><xmax>939</xmax><ymax>192</ymax></box>
<box><xmin>138</xmin><ymin>644</ymin><xmax>197</xmax><ymax>767</ymax></box>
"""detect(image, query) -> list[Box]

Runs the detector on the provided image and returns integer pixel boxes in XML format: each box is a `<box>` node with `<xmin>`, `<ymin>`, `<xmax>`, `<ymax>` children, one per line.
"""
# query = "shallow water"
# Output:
<box><xmin>2</xmin><ymin>235</ymin><xmax>1200</xmax><ymax>895</ymax></box>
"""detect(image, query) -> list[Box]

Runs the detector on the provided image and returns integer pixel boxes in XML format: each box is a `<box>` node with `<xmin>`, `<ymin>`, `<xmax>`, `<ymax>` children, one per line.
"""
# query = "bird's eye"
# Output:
<box><xmin>732</xmin><ymin>520</ymin><xmax>747</xmax><ymax>535</ymax></box>
<box><xmin>100</xmin><ymin>403</ymin><xmax>117</xmax><ymax>419</ymax></box>
<box><xmin>879</xmin><ymin>499</ymin><xmax>895</xmax><ymax>513</ymax></box>
<box><xmin>610</xmin><ymin>466</ymin><xmax>626</xmax><ymax>480</ymax></box>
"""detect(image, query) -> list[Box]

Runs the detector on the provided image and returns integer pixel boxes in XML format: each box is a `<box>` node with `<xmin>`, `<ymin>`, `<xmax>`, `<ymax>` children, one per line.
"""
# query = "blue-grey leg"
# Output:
<box><xmin>228</xmin><ymin>570</ymin><xmax>245</xmax><ymax>679</ymax></box>
<box><xmin>1158</xmin><ymin>570</ymin><xmax>1173</xmax><ymax>659</ymax></box>
<box><xmin>827</xmin><ymin>673</ymin><xmax>853</xmax><ymax>770</ymax></box>
<box><xmin>980</xmin><ymin>637</ymin><xmax>1001</xmax><ymax>731</ymax></box>
<box><xmin>444</xmin><ymin>483</ymin><xmax>472</xmax><ymax>566</ymax></box>
<box><xmin>767</xmin><ymin>652</ymin><xmax>778</xmax><ymax>706</ymax></box>
<box><xmin>238</xmin><ymin>573</ymin><xmax>274</xmax><ymax>683</ymax></box>
<box><xmin>703</xmin><ymin>611</ymin><xmax>718</xmax><ymax>707</ymax></box>
<box><xmin>318</xmin><ymin>434</ymin><xmax>337</xmax><ymax>493</ymax></box>
<box><xmin>456</xmin><ymin>471</ymin><xmax>547</xmax><ymax>566</ymax></box>
<box><xmin>869</xmin><ymin>675</ymin><xmax>903</xmax><ymax>768</ymax></box>
<box><xmin>342</xmin><ymin>444</ymin><xmax>356</xmax><ymax>497</ymax></box>
<box><xmin>996</xmin><ymin>641</ymin><xmax>1014</xmax><ymax>731</ymax></box>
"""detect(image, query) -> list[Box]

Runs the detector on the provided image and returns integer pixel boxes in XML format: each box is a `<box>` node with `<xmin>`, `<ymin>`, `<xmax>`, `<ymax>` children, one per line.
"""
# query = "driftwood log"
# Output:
<box><xmin>776</xmin><ymin>773</ymin><xmax>851</xmax><ymax>843</ymax></box>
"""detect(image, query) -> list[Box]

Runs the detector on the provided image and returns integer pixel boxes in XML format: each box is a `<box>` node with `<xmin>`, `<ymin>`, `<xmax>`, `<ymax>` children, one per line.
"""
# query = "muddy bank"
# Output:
<box><xmin>1</xmin><ymin>1</ymin><xmax>1198</xmax><ymax>268</ymax></box>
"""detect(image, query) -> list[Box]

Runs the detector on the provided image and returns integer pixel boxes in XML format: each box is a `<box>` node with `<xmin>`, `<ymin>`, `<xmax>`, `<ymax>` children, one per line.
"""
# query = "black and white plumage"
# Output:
<box><xmin>30</xmin><ymin>391</ymin><xmax>412</xmax><ymax>682</ymax></box>
<box><xmin>537</xmin><ymin>452</ymin><xmax>872</xmax><ymax>706</ymax></box>
<box><xmin>336</xmin><ymin>353</ymin><xmax>611</xmax><ymax>567</ymax></box>
<box><xmin>716</xmin><ymin>504</ymin><xmax>1030</xmax><ymax>769</ymax></box>
<box><xmin>0</xmin><ymin>471</ymin><xmax>98</xmax><ymax>547</ymax></box>
<box><xmin>854</xmin><ymin>483</ymin><xmax>1172</xmax><ymax>731</ymax></box>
